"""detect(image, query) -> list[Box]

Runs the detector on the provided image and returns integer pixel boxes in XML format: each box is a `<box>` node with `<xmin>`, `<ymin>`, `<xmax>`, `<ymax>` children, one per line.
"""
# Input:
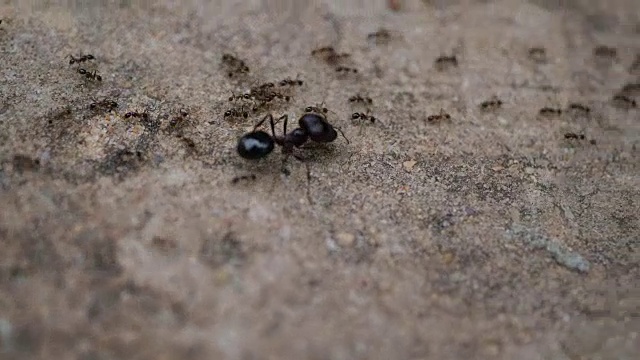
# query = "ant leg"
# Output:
<box><xmin>253</xmin><ymin>114</ymin><xmax>272</xmax><ymax>131</ymax></box>
<box><xmin>334</xmin><ymin>126</ymin><xmax>350</xmax><ymax>144</ymax></box>
<box><xmin>277</xmin><ymin>114</ymin><xmax>288</xmax><ymax>136</ymax></box>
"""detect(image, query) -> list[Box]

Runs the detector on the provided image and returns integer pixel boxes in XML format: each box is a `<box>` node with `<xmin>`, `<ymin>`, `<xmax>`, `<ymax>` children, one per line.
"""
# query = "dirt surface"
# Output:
<box><xmin>1</xmin><ymin>0</ymin><xmax>639</xmax><ymax>359</ymax></box>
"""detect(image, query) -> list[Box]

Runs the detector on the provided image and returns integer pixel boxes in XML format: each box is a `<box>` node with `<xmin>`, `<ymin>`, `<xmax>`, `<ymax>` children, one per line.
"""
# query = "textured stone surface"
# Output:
<box><xmin>1</xmin><ymin>0</ymin><xmax>639</xmax><ymax>359</ymax></box>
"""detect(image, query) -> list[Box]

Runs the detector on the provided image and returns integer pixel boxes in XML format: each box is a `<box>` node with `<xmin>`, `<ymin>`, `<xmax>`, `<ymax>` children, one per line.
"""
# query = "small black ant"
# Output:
<box><xmin>237</xmin><ymin>112</ymin><xmax>348</xmax><ymax>162</ymax></box>
<box><xmin>564</xmin><ymin>133</ymin><xmax>585</xmax><ymax>140</ymax></box>
<box><xmin>336</xmin><ymin>66</ymin><xmax>358</xmax><ymax>74</ymax></box>
<box><xmin>630</xmin><ymin>54</ymin><xmax>640</xmax><ymax>74</ymax></box>
<box><xmin>427</xmin><ymin>109</ymin><xmax>451</xmax><ymax>122</ymax></box>
<box><xmin>224</xmin><ymin>105</ymin><xmax>250</xmax><ymax>119</ymax></box>
<box><xmin>620</xmin><ymin>83</ymin><xmax>640</xmax><ymax>96</ymax></box>
<box><xmin>351</xmin><ymin>111</ymin><xmax>376</xmax><ymax>124</ymax></box>
<box><xmin>90</xmin><ymin>99</ymin><xmax>118</xmax><ymax>112</ymax></box>
<box><xmin>349</xmin><ymin>95</ymin><xmax>373</xmax><ymax>104</ymax></box>
<box><xmin>367</xmin><ymin>28</ymin><xmax>391</xmax><ymax>44</ymax></box>
<box><xmin>78</xmin><ymin>68</ymin><xmax>102</xmax><ymax>81</ymax></box>
<box><xmin>480</xmin><ymin>98</ymin><xmax>503</xmax><ymax>110</ymax></box>
<box><xmin>593</xmin><ymin>45</ymin><xmax>617</xmax><ymax>58</ymax></box>
<box><xmin>528</xmin><ymin>47</ymin><xmax>547</xmax><ymax>63</ymax></box>
<box><xmin>311</xmin><ymin>46</ymin><xmax>335</xmax><ymax>56</ymax></box>
<box><xmin>68</xmin><ymin>54</ymin><xmax>95</xmax><ymax>65</ymax></box>
<box><xmin>279</xmin><ymin>75</ymin><xmax>303</xmax><ymax>87</ymax></box>
<box><xmin>568</xmin><ymin>103</ymin><xmax>590</xmax><ymax>113</ymax></box>
<box><xmin>539</xmin><ymin>107</ymin><xmax>562</xmax><ymax>116</ymax></box>
<box><xmin>124</xmin><ymin>111</ymin><xmax>149</xmax><ymax>120</ymax></box>
<box><xmin>231</xmin><ymin>174</ymin><xmax>257</xmax><ymax>184</ymax></box>
<box><xmin>435</xmin><ymin>55</ymin><xmax>458</xmax><ymax>70</ymax></box>
<box><xmin>229</xmin><ymin>92</ymin><xmax>253</xmax><ymax>102</ymax></box>
<box><xmin>611</xmin><ymin>94</ymin><xmax>637</xmax><ymax>109</ymax></box>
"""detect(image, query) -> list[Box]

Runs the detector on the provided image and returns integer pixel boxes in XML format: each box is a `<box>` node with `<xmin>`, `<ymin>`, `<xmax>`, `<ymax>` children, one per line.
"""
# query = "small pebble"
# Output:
<box><xmin>403</xmin><ymin>160</ymin><xmax>417</xmax><ymax>171</ymax></box>
<box><xmin>336</xmin><ymin>232</ymin><xmax>355</xmax><ymax>247</ymax></box>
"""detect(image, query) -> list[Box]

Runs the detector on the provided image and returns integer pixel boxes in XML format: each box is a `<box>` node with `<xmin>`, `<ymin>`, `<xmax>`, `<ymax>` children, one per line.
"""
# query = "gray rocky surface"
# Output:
<box><xmin>0</xmin><ymin>0</ymin><xmax>638</xmax><ymax>359</ymax></box>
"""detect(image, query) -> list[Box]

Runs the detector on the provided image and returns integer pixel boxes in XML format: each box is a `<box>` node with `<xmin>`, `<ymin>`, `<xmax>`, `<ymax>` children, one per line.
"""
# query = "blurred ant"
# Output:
<box><xmin>435</xmin><ymin>55</ymin><xmax>458</xmax><ymax>70</ymax></box>
<box><xmin>77</xmin><ymin>68</ymin><xmax>102</xmax><ymax>81</ymax></box>
<box><xmin>311</xmin><ymin>46</ymin><xmax>350</xmax><ymax>65</ymax></box>
<box><xmin>222</xmin><ymin>53</ymin><xmax>249</xmax><ymax>77</ymax></box>
<box><xmin>336</xmin><ymin>66</ymin><xmax>358</xmax><ymax>74</ymax></box>
<box><xmin>593</xmin><ymin>45</ymin><xmax>617</xmax><ymax>58</ymax></box>
<box><xmin>349</xmin><ymin>94</ymin><xmax>372</xmax><ymax>104</ymax></box>
<box><xmin>620</xmin><ymin>82</ymin><xmax>640</xmax><ymax>96</ymax></box>
<box><xmin>528</xmin><ymin>47</ymin><xmax>547</xmax><ymax>63</ymax></box>
<box><xmin>427</xmin><ymin>109</ymin><xmax>451</xmax><ymax>122</ymax></box>
<box><xmin>229</xmin><ymin>92</ymin><xmax>252</xmax><ymax>102</ymax></box>
<box><xmin>539</xmin><ymin>107</ymin><xmax>562</xmax><ymax>116</ymax></box>
<box><xmin>567</xmin><ymin>103</ymin><xmax>590</xmax><ymax>113</ymax></box>
<box><xmin>480</xmin><ymin>98</ymin><xmax>502</xmax><ymax>110</ymax></box>
<box><xmin>89</xmin><ymin>98</ymin><xmax>118</xmax><ymax>112</ymax></box>
<box><xmin>68</xmin><ymin>54</ymin><xmax>94</xmax><ymax>65</ymax></box>
<box><xmin>564</xmin><ymin>133</ymin><xmax>585</xmax><ymax>140</ymax></box>
<box><xmin>367</xmin><ymin>28</ymin><xmax>391</xmax><ymax>44</ymax></box>
<box><xmin>124</xmin><ymin>111</ymin><xmax>149</xmax><ymax>119</ymax></box>
<box><xmin>168</xmin><ymin>108</ymin><xmax>190</xmax><ymax>128</ymax></box>
<box><xmin>279</xmin><ymin>75</ymin><xmax>303</xmax><ymax>87</ymax></box>
<box><xmin>231</xmin><ymin>174</ymin><xmax>257</xmax><ymax>184</ymax></box>
<box><xmin>311</xmin><ymin>46</ymin><xmax>335</xmax><ymax>56</ymax></box>
<box><xmin>612</xmin><ymin>94</ymin><xmax>637</xmax><ymax>109</ymax></box>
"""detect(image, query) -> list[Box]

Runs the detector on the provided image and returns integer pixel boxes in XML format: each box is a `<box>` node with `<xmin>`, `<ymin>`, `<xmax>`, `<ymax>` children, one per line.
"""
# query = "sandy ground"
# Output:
<box><xmin>0</xmin><ymin>0</ymin><xmax>639</xmax><ymax>359</ymax></box>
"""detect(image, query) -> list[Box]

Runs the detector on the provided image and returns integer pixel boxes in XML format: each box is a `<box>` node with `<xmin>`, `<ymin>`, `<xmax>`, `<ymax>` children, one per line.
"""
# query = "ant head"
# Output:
<box><xmin>224</xmin><ymin>110</ymin><xmax>232</xmax><ymax>117</ymax></box>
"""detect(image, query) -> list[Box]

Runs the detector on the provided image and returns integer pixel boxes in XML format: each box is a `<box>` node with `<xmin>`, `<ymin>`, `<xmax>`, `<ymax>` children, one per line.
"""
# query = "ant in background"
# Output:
<box><xmin>78</xmin><ymin>68</ymin><xmax>102</xmax><ymax>81</ymax></box>
<box><xmin>349</xmin><ymin>94</ymin><xmax>373</xmax><ymax>105</ymax></box>
<box><xmin>224</xmin><ymin>105</ymin><xmax>250</xmax><ymax>119</ymax></box>
<box><xmin>480</xmin><ymin>97</ymin><xmax>503</xmax><ymax>111</ymax></box>
<box><xmin>124</xmin><ymin>111</ymin><xmax>149</xmax><ymax>120</ymax></box>
<box><xmin>567</xmin><ymin>103</ymin><xmax>590</xmax><ymax>113</ymax></box>
<box><xmin>336</xmin><ymin>66</ymin><xmax>358</xmax><ymax>74</ymax></box>
<box><xmin>228</xmin><ymin>92</ymin><xmax>252</xmax><ymax>102</ymax></box>
<box><xmin>231</xmin><ymin>174</ymin><xmax>257</xmax><ymax>184</ymax></box>
<box><xmin>539</xmin><ymin>107</ymin><xmax>562</xmax><ymax>116</ymax></box>
<box><xmin>351</xmin><ymin>111</ymin><xmax>376</xmax><ymax>124</ymax></box>
<box><xmin>279</xmin><ymin>75</ymin><xmax>303</xmax><ymax>87</ymax></box>
<box><xmin>435</xmin><ymin>55</ymin><xmax>458</xmax><ymax>70</ymax></box>
<box><xmin>311</xmin><ymin>46</ymin><xmax>351</xmax><ymax>66</ymax></box>
<box><xmin>427</xmin><ymin>109</ymin><xmax>451</xmax><ymax>122</ymax></box>
<box><xmin>593</xmin><ymin>45</ymin><xmax>617</xmax><ymax>59</ymax></box>
<box><xmin>611</xmin><ymin>94</ymin><xmax>637</xmax><ymax>109</ymax></box>
<box><xmin>222</xmin><ymin>53</ymin><xmax>249</xmax><ymax>77</ymax></box>
<box><xmin>90</xmin><ymin>98</ymin><xmax>118</xmax><ymax>112</ymax></box>
<box><xmin>367</xmin><ymin>28</ymin><xmax>391</xmax><ymax>44</ymax></box>
<box><xmin>68</xmin><ymin>54</ymin><xmax>94</xmax><ymax>65</ymax></box>
<box><xmin>528</xmin><ymin>47</ymin><xmax>547</xmax><ymax>63</ymax></box>
<box><xmin>564</xmin><ymin>133</ymin><xmax>585</xmax><ymax>140</ymax></box>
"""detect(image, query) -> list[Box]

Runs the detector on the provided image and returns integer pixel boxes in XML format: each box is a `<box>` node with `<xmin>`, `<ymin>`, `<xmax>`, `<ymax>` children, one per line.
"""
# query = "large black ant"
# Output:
<box><xmin>68</xmin><ymin>54</ymin><xmax>95</xmax><ymax>65</ymax></box>
<box><xmin>237</xmin><ymin>110</ymin><xmax>348</xmax><ymax>166</ymax></box>
<box><xmin>78</xmin><ymin>68</ymin><xmax>102</xmax><ymax>81</ymax></box>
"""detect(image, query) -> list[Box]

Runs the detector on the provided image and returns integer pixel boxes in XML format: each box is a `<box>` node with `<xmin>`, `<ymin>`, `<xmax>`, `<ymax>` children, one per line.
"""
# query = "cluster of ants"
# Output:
<box><xmin>68</xmin><ymin>54</ymin><xmax>102</xmax><ymax>82</ymax></box>
<box><xmin>222</xmin><ymin>53</ymin><xmax>249</xmax><ymax>77</ymax></box>
<box><xmin>311</xmin><ymin>46</ymin><xmax>359</xmax><ymax>74</ymax></box>
<box><xmin>224</xmin><ymin>76</ymin><xmax>304</xmax><ymax>119</ymax></box>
